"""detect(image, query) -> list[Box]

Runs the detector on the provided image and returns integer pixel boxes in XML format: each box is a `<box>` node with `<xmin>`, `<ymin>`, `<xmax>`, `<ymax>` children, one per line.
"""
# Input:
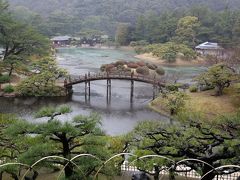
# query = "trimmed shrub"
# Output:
<box><xmin>105</xmin><ymin>64</ymin><xmax>115</xmax><ymax>72</ymax></box>
<box><xmin>100</xmin><ymin>64</ymin><xmax>107</xmax><ymax>72</ymax></box>
<box><xmin>115</xmin><ymin>60</ymin><xmax>126</xmax><ymax>66</ymax></box>
<box><xmin>130</xmin><ymin>41</ymin><xmax>137</xmax><ymax>47</ymax></box>
<box><xmin>134</xmin><ymin>47</ymin><xmax>144</xmax><ymax>54</ymax></box>
<box><xmin>137</xmin><ymin>61</ymin><xmax>146</xmax><ymax>67</ymax></box>
<box><xmin>136</xmin><ymin>66</ymin><xmax>150</xmax><ymax>75</ymax></box>
<box><xmin>124</xmin><ymin>68</ymin><xmax>131</xmax><ymax>72</ymax></box>
<box><xmin>156</xmin><ymin>67</ymin><xmax>165</xmax><ymax>75</ymax></box>
<box><xmin>127</xmin><ymin>63</ymin><xmax>139</xmax><ymax>69</ymax></box>
<box><xmin>0</xmin><ymin>75</ymin><xmax>10</xmax><ymax>83</ymax></box>
<box><xmin>146</xmin><ymin>63</ymin><xmax>158</xmax><ymax>70</ymax></box>
<box><xmin>166</xmin><ymin>84</ymin><xmax>179</xmax><ymax>92</ymax></box>
<box><xmin>189</xmin><ymin>85</ymin><xmax>198</xmax><ymax>93</ymax></box>
<box><xmin>3</xmin><ymin>85</ymin><xmax>14</xmax><ymax>93</ymax></box>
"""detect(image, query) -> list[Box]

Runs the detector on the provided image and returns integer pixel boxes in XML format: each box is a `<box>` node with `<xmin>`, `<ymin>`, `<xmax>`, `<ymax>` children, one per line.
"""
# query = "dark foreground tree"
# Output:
<box><xmin>2</xmin><ymin>106</ymin><xmax>118</xmax><ymax>179</ymax></box>
<box><xmin>130</xmin><ymin>112</ymin><xmax>240</xmax><ymax>180</ymax></box>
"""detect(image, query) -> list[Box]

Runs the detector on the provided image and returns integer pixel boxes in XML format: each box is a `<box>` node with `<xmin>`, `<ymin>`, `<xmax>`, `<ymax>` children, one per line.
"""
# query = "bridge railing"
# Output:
<box><xmin>65</xmin><ymin>72</ymin><xmax>165</xmax><ymax>86</ymax></box>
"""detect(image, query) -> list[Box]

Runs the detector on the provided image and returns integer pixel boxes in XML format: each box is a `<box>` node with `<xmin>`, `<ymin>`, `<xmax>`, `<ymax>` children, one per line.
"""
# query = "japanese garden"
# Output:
<box><xmin>0</xmin><ymin>0</ymin><xmax>240</xmax><ymax>179</ymax></box>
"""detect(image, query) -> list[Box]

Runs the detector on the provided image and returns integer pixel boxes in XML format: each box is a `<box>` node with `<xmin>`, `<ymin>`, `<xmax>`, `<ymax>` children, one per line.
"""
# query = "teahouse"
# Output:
<box><xmin>51</xmin><ymin>36</ymin><xmax>71</xmax><ymax>47</ymax></box>
<box><xmin>195</xmin><ymin>42</ymin><xmax>224</xmax><ymax>56</ymax></box>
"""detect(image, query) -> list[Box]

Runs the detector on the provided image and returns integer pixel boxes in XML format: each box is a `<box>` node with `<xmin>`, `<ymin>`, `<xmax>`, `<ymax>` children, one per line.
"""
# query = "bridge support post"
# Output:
<box><xmin>88</xmin><ymin>72</ymin><xmax>91</xmax><ymax>100</ymax></box>
<box><xmin>130</xmin><ymin>79</ymin><xmax>134</xmax><ymax>103</ymax></box>
<box><xmin>66</xmin><ymin>85</ymin><xmax>73</xmax><ymax>95</ymax></box>
<box><xmin>107</xmin><ymin>79</ymin><xmax>111</xmax><ymax>105</ymax></box>
<box><xmin>153</xmin><ymin>85</ymin><xmax>156</xmax><ymax>100</ymax></box>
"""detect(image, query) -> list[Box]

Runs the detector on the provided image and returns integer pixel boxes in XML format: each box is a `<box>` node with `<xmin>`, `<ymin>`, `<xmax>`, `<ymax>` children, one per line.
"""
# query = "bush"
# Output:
<box><xmin>130</xmin><ymin>41</ymin><xmax>137</xmax><ymax>47</ymax></box>
<box><xmin>127</xmin><ymin>63</ymin><xmax>139</xmax><ymax>69</ymax></box>
<box><xmin>200</xmin><ymin>85</ymin><xmax>215</xmax><ymax>91</ymax></box>
<box><xmin>115</xmin><ymin>60</ymin><xmax>126</xmax><ymax>66</ymax></box>
<box><xmin>100</xmin><ymin>64</ymin><xmax>107</xmax><ymax>72</ymax></box>
<box><xmin>124</xmin><ymin>68</ymin><xmax>131</xmax><ymax>72</ymax></box>
<box><xmin>3</xmin><ymin>85</ymin><xmax>14</xmax><ymax>93</ymax></box>
<box><xmin>0</xmin><ymin>75</ymin><xmax>10</xmax><ymax>83</ymax></box>
<box><xmin>166</xmin><ymin>84</ymin><xmax>179</xmax><ymax>92</ymax></box>
<box><xmin>105</xmin><ymin>64</ymin><xmax>115</xmax><ymax>72</ymax></box>
<box><xmin>137</xmin><ymin>61</ymin><xmax>146</xmax><ymax>67</ymax></box>
<box><xmin>156</xmin><ymin>67</ymin><xmax>165</xmax><ymax>75</ymax></box>
<box><xmin>136</xmin><ymin>66</ymin><xmax>150</xmax><ymax>75</ymax></box>
<box><xmin>146</xmin><ymin>63</ymin><xmax>158</xmax><ymax>70</ymax></box>
<box><xmin>189</xmin><ymin>85</ymin><xmax>198</xmax><ymax>93</ymax></box>
<box><xmin>134</xmin><ymin>47</ymin><xmax>147</xmax><ymax>54</ymax></box>
<box><xmin>162</xmin><ymin>51</ymin><xmax>177</xmax><ymax>63</ymax></box>
<box><xmin>130</xmin><ymin>40</ymin><xmax>149</xmax><ymax>47</ymax></box>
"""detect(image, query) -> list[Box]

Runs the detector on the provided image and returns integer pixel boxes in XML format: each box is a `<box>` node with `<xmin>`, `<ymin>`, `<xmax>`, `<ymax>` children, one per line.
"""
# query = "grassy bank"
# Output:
<box><xmin>149</xmin><ymin>83</ymin><xmax>240</xmax><ymax>118</ymax></box>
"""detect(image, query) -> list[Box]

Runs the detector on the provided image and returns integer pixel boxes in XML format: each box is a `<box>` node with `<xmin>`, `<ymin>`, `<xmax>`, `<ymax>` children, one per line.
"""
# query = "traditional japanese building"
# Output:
<box><xmin>195</xmin><ymin>42</ymin><xmax>224</xmax><ymax>56</ymax></box>
<box><xmin>51</xmin><ymin>36</ymin><xmax>72</xmax><ymax>47</ymax></box>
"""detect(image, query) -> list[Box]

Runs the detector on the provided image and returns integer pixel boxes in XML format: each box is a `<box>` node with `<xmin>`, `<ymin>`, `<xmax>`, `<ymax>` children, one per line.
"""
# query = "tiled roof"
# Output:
<box><xmin>51</xmin><ymin>36</ymin><xmax>71</xmax><ymax>41</ymax></box>
<box><xmin>195</xmin><ymin>42</ymin><xmax>223</xmax><ymax>50</ymax></box>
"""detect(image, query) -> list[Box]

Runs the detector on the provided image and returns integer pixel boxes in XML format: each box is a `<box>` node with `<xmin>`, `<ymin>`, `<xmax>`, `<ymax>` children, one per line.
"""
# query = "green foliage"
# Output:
<box><xmin>155</xmin><ymin>67</ymin><xmax>165</xmax><ymax>75</ymax></box>
<box><xmin>174</xmin><ymin>16</ymin><xmax>200</xmax><ymax>47</ymax></box>
<box><xmin>162</xmin><ymin>91</ymin><xmax>188</xmax><ymax>115</ymax></box>
<box><xmin>196</xmin><ymin>64</ymin><xmax>235</xmax><ymax>96</ymax></box>
<box><xmin>136</xmin><ymin>66</ymin><xmax>149</xmax><ymax>75</ymax></box>
<box><xmin>2</xmin><ymin>109</ymin><xmax>120</xmax><ymax>179</ymax></box>
<box><xmin>130</xmin><ymin>40</ymin><xmax>149</xmax><ymax>47</ymax></box>
<box><xmin>166</xmin><ymin>84</ymin><xmax>179</xmax><ymax>92</ymax></box>
<box><xmin>16</xmin><ymin>58</ymin><xmax>67</xmax><ymax>96</ymax></box>
<box><xmin>115</xmin><ymin>23</ymin><xmax>131</xmax><ymax>46</ymax></box>
<box><xmin>0</xmin><ymin>75</ymin><xmax>10</xmax><ymax>83</ymax></box>
<box><xmin>136</xmin><ymin>42</ymin><xmax>197</xmax><ymax>63</ymax></box>
<box><xmin>130</xmin><ymin>112</ymin><xmax>240</xmax><ymax>179</ymax></box>
<box><xmin>0</xmin><ymin>2</ymin><xmax>50</xmax><ymax>77</ymax></box>
<box><xmin>146</xmin><ymin>63</ymin><xmax>157</xmax><ymax>70</ymax></box>
<box><xmin>189</xmin><ymin>85</ymin><xmax>198</xmax><ymax>92</ymax></box>
<box><xmin>34</xmin><ymin>106</ymin><xmax>56</xmax><ymax>118</ymax></box>
<box><xmin>3</xmin><ymin>84</ymin><xmax>14</xmax><ymax>93</ymax></box>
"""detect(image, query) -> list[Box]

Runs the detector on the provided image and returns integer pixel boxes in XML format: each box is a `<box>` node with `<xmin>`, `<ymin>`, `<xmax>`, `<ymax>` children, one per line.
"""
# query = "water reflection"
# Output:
<box><xmin>0</xmin><ymin>48</ymin><xmax>204</xmax><ymax>135</ymax></box>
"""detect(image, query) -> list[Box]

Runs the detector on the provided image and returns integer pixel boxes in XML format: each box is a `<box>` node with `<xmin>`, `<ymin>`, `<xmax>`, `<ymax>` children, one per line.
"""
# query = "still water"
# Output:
<box><xmin>0</xmin><ymin>48</ymin><xmax>204</xmax><ymax>135</ymax></box>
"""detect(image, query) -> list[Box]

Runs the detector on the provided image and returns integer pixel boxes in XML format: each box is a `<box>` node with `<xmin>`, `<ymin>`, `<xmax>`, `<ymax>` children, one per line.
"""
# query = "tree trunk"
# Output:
<box><xmin>61</xmin><ymin>133</ymin><xmax>74</xmax><ymax>178</ymax></box>
<box><xmin>201</xmin><ymin>165</ymin><xmax>215</xmax><ymax>180</ymax></box>
<box><xmin>216</xmin><ymin>86</ymin><xmax>224</xmax><ymax>96</ymax></box>
<box><xmin>169</xmin><ymin>169</ymin><xmax>175</xmax><ymax>180</ymax></box>
<box><xmin>32</xmin><ymin>170</ymin><xmax>38</xmax><ymax>180</ymax></box>
<box><xmin>10</xmin><ymin>173</ymin><xmax>19</xmax><ymax>180</ymax></box>
<box><xmin>8</xmin><ymin>63</ymin><xmax>14</xmax><ymax>77</ymax></box>
<box><xmin>0</xmin><ymin>171</ymin><xmax>3</xmax><ymax>180</ymax></box>
<box><xmin>153</xmin><ymin>165</ymin><xmax>160</xmax><ymax>180</ymax></box>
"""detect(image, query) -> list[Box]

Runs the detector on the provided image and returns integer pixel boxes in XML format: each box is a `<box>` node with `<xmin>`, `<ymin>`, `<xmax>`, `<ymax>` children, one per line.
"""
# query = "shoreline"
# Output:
<box><xmin>135</xmin><ymin>53</ymin><xmax>206</xmax><ymax>67</ymax></box>
<box><xmin>55</xmin><ymin>45</ymin><xmax>134</xmax><ymax>51</ymax></box>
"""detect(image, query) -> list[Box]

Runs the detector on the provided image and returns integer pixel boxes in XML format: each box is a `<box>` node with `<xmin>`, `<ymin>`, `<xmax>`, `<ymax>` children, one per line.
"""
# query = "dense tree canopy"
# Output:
<box><xmin>4</xmin><ymin>0</ymin><xmax>240</xmax><ymax>48</ymax></box>
<box><xmin>0</xmin><ymin>0</ymin><xmax>50</xmax><ymax>77</ymax></box>
<box><xmin>0</xmin><ymin>107</ymin><xmax>121</xmax><ymax>179</ymax></box>
<box><xmin>130</xmin><ymin>112</ymin><xmax>240</xmax><ymax>180</ymax></box>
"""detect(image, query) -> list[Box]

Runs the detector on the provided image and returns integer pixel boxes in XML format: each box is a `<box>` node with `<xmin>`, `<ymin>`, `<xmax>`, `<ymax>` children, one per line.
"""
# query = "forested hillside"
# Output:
<box><xmin>6</xmin><ymin>0</ymin><xmax>240</xmax><ymax>43</ymax></box>
<box><xmin>8</xmin><ymin>0</ymin><xmax>240</xmax><ymax>18</ymax></box>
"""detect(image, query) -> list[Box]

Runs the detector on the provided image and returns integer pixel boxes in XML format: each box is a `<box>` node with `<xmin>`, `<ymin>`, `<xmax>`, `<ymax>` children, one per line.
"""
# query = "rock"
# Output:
<box><xmin>3</xmin><ymin>93</ymin><xmax>16</xmax><ymax>98</ymax></box>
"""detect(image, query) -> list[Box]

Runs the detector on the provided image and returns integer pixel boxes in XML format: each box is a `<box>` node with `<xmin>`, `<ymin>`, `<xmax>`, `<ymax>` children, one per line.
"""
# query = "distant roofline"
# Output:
<box><xmin>51</xmin><ymin>36</ymin><xmax>72</xmax><ymax>41</ymax></box>
<box><xmin>195</xmin><ymin>41</ymin><xmax>223</xmax><ymax>50</ymax></box>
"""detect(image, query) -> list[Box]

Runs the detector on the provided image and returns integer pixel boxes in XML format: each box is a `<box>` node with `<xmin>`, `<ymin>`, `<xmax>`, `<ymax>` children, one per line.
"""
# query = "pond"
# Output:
<box><xmin>0</xmin><ymin>48</ymin><xmax>204</xmax><ymax>135</ymax></box>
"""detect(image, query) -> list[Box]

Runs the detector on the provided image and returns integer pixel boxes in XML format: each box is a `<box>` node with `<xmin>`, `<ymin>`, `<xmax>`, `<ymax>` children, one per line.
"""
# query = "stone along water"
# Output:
<box><xmin>0</xmin><ymin>48</ymin><xmax>204</xmax><ymax>135</ymax></box>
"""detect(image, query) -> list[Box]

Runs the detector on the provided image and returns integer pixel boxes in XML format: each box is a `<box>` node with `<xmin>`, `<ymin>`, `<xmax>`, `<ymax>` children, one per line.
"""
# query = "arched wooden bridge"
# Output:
<box><xmin>64</xmin><ymin>72</ymin><xmax>166</xmax><ymax>102</ymax></box>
